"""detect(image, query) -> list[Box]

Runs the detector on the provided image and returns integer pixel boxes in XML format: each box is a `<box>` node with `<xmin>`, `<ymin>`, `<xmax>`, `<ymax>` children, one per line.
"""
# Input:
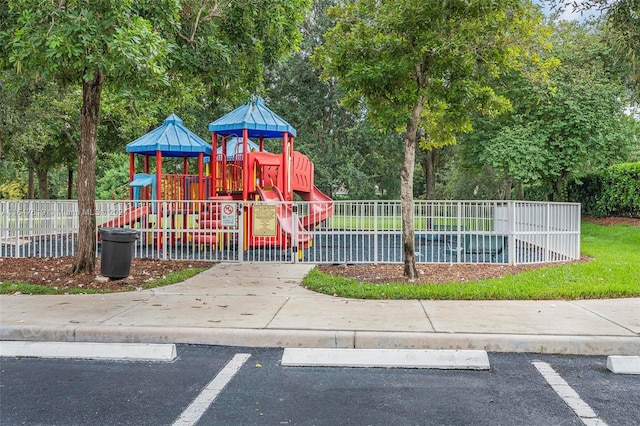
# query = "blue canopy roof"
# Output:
<box><xmin>208</xmin><ymin>97</ymin><xmax>297</xmax><ymax>138</ymax></box>
<box><xmin>126</xmin><ymin>114</ymin><xmax>212</xmax><ymax>157</ymax></box>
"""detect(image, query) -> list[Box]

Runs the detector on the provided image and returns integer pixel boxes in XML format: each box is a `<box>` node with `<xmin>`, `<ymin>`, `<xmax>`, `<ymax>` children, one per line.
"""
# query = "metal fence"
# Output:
<box><xmin>0</xmin><ymin>199</ymin><xmax>581</xmax><ymax>265</ymax></box>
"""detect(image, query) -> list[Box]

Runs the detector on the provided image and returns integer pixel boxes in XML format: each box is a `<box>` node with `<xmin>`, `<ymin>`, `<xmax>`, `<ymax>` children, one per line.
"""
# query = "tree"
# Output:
<box><xmin>1</xmin><ymin>0</ymin><xmax>309</xmax><ymax>274</ymax></box>
<box><xmin>314</xmin><ymin>0</ymin><xmax>553</xmax><ymax>278</ymax></box>
<box><xmin>460</xmin><ymin>21</ymin><xmax>639</xmax><ymax>201</ymax></box>
<box><xmin>1</xmin><ymin>1</ymin><xmax>171</xmax><ymax>273</ymax></box>
<box><xmin>550</xmin><ymin>0</ymin><xmax>640</xmax><ymax>100</ymax></box>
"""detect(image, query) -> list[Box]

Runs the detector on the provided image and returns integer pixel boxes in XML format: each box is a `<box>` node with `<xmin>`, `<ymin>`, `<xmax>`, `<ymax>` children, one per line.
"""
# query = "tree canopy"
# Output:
<box><xmin>264</xmin><ymin>0</ymin><xmax>404</xmax><ymax>199</ymax></box>
<box><xmin>550</xmin><ymin>0</ymin><xmax>640</xmax><ymax>100</ymax></box>
<box><xmin>458</xmin><ymin>20</ymin><xmax>639</xmax><ymax>201</ymax></box>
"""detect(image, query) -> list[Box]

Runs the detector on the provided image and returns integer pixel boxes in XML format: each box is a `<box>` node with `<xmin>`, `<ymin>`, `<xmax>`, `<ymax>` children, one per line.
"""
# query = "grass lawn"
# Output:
<box><xmin>302</xmin><ymin>222</ymin><xmax>640</xmax><ymax>300</ymax></box>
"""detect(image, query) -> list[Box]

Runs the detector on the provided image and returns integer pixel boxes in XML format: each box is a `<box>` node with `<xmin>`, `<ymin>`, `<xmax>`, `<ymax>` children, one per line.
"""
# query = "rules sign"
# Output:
<box><xmin>221</xmin><ymin>203</ymin><xmax>236</xmax><ymax>227</ymax></box>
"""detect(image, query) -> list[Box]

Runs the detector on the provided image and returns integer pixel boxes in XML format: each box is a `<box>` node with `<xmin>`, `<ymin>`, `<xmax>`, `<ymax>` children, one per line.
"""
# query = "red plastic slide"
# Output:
<box><xmin>256</xmin><ymin>186</ymin><xmax>313</xmax><ymax>246</ymax></box>
<box><xmin>297</xmin><ymin>185</ymin><xmax>333</xmax><ymax>230</ymax></box>
<box><xmin>99</xmin><ymin>205</ymin><xmax>150</xmax><ymax>229</ymax></box>
<box><xmin>249</xmin><ymin>150</ymin><xmax>333</xmax><ymax>230</ymax></box>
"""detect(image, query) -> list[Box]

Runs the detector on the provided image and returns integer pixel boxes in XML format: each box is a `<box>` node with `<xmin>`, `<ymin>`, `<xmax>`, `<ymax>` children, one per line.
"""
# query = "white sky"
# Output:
<box><xmin>536</xmin><ymin>1</ymin><xmax>602</xmax><ymax>22</ymax></box>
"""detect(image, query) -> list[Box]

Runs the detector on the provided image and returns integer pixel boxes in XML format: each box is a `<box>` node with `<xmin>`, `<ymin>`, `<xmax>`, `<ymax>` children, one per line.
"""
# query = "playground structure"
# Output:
<box><xmin>103</xmin><ymin>99</ymin><xmax>333</xmax><ymax>253</ymax></box>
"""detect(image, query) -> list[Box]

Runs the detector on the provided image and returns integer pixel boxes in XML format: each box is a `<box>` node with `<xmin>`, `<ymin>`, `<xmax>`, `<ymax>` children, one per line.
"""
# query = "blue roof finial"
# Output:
<box><xmin>250</xmin><ymin>95</ymin><xmax>266</xmax><ymax>106</ymax></box>
<box><xmin>163</xmin><ymin>114</ymin><xmax>183</xmax><ymax>125</ymax></box>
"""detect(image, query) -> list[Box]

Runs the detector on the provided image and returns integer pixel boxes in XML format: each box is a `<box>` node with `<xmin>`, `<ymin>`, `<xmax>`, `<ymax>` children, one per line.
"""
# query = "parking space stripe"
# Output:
<box><xmin>172</xmin><ymin>353</ymin><xmax>251</xmax><ymax>426</ymax></box>
<box><xmin>532</xmin><ymin>361</ymin><xmax>608</xmax><ymax>426</ymax></box>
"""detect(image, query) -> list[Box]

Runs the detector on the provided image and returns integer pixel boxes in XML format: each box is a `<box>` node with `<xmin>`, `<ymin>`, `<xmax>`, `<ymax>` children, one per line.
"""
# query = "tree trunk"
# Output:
<box><xmin>422</xmin><ymin>148</ymin><xmax>438</xmax><ymax>201</ymax></box>
<box><xmin>554</xmin><ymin>172</ymin><xmax>569</xmax><ymax>202</ymax></box>
<box><xmin>67</xmin><ymin>167</ymin><xmax>74</xmax><ymax>199</ymax></box>
<box><xmin>71</xmin><ymin>71</ymin><xmax>105</xmax><ymax>275</ymax></box>
<box><xmin>27</xmin><ymin>167</ymin><xmax>35</xmax><ymax>199</ymax></box>
<box><xmin>515</xmin><ymin>181</ymin><xmax>524</xmax><ymax>200</ymax></box>
<box><xmin>401</xmin><ymin>95</ymin><xmax>426</xmax><ymax>280</ymax></box>
<box><xmin>36</xmin><ymin>167</ymin><xmax>49</xmax><ymax>199</ymax></box>
<box><xmin>503</xmin><ymin>177</ymin><xmax>512</xmax><ymax>201</ymax></box>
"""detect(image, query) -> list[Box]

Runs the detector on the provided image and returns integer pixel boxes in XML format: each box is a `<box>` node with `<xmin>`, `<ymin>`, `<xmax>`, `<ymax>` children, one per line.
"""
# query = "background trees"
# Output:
<box><xmin>264</xmin><ymin>0</ymin><xmax>404</xmax><ymax>200</ymax></box>
<box><xmin>550</xmin><ymin>0</ymin><xmax>640</xmax><ymax>100</ymax></box>
<box><xmin>455</xmin><ymin>20</ymin><xmax>639</xmax><ymax>201</ymax></box>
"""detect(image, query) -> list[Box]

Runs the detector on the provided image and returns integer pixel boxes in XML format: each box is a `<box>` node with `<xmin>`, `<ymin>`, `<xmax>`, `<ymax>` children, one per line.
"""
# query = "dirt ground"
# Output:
<box><xmin>0</xmin><ymin>258</ymin><xmax>215</xmax><ymax>292</ymax></box>
<box><xmin>1</xmin><ymin>215</ymin><xmax>637</xmax><ymax>291</ymax></box>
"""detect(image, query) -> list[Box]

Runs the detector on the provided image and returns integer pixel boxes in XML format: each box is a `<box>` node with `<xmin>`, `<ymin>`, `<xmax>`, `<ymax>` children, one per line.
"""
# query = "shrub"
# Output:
<box><xmin>569</xmin><ymin>162</ymin><xmax>640</xmax><ymax>217</ymax></box>
<box><xmin>0</xmin><ymin>180</ymin><xmax>27</xmax><ymax>199</ymax></box>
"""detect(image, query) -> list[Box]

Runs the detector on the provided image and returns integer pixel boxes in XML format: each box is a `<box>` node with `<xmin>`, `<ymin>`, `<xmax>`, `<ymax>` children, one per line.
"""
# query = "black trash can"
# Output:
<box><xmin>99</xmin><ymin>228</ymin><xmax>139</xmax><ymax>280</ymax></box>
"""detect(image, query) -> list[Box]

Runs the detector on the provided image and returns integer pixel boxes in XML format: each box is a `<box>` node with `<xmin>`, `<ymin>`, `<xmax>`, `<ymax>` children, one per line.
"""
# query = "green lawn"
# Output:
<box><xmin>327</xmin><ymin>215</ymin><xmax>492</xmax><ymax>231</ymax></box>
<box><xmin>302</xmin><ymin>222</ymin><xmax>640</xmax><ymax>300</ymax></box>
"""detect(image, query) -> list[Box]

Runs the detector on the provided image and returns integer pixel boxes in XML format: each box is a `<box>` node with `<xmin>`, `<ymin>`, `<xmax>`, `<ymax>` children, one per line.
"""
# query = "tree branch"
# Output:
<box><xmin>177</xmin><ymin>1</ymin><xmax>224</xmax><ymax>45</ymax></box>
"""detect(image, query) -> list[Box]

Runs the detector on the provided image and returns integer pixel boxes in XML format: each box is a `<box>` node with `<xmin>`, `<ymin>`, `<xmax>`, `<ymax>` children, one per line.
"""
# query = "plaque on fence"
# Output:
<box><xmin>253</xmin><ymin>204</ymin><xmax>277</xmax><ymax>237</ymax></box>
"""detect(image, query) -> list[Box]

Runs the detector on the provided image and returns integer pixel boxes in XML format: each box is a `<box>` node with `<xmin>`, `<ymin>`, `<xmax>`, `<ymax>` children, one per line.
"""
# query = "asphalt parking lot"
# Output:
<box><xmin>1</xmin><ymin>345</ymin><xmax>639</xmax><ymax>425</ymax></box>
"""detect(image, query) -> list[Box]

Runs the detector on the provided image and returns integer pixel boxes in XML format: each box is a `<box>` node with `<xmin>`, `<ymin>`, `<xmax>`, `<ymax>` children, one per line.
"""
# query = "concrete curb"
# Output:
<box><xmin>2</xmin><ymin>325</ymin><xmax>638</xmax><ymax>355</ymax></box>
<box><xmin>281</xmin><ymin>348</ymin><xmax>490</xmax><ymax>369</ymax></box>
<box><xmin>354</xmin><ymin>332</ymin><xmax>640</xmax><ymax>356</ymax></box>
<box><xmin>606</xmin><ymin>356</ymin><xmax>640</xmax><ymax>374</ymax></box>
<box><xmin>0</xmin><ymin>341</ymin><xmax>177</xmax><ymax>361</ymax></box>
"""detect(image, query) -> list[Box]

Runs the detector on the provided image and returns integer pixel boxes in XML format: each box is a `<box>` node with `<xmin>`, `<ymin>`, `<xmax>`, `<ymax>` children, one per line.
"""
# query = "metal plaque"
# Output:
<box><xmin>253</xmin><ymin>204</ymin><xmax>277</xmax><ymax>237</ymax></box>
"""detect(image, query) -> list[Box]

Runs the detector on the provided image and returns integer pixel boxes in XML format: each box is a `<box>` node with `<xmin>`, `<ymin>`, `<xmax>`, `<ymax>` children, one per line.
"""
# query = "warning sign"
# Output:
<box><xmin>221</xmin><ymin>203</ymin><xmax>236</xmax><ymax>227</ymax></box>
<box><xmin>253</xmin><ymin>204</ymin><xmax>277</xmax><ymax>237</ymax></box>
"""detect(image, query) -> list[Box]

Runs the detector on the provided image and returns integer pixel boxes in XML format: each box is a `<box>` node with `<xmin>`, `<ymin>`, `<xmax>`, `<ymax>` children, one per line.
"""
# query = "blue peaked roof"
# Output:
<box><xmin>126</xmin><ymin>114</ymin><xmax>212</xmax><ymax>157</ymax></box>
<box><xmin>208</xmin><ymin>97</ymin><xmax>297</xmax><ymax>138</ymax></box>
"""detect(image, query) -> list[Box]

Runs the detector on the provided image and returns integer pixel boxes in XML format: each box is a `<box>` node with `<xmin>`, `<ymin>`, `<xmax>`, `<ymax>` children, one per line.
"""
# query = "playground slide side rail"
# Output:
<box><xmin>0</xmin><ymin>200</ymin><xmax>581</xmax><ymax>265</ymax></box>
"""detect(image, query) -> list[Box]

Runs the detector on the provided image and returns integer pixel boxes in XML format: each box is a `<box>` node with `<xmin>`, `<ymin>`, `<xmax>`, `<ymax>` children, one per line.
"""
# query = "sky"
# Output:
<box><xmin>536</xmin><ymin>1</ymin><xmax>602</xmax><ymax>22</ymax></box>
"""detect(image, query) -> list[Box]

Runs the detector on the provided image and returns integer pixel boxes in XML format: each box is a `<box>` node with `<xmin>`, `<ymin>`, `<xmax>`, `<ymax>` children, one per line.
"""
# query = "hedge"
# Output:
<box><xmin>568</xmin><ymin>162</ymin><xmax>640</xmax><ymax>217</ymax></box>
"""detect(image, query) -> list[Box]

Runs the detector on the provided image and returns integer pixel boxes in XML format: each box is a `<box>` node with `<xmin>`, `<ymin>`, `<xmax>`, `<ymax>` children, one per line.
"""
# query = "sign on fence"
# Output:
<box><xmin>221</xmin><ymin>202</ymin><xmax>237</xmax><ymax>227</ymax></box>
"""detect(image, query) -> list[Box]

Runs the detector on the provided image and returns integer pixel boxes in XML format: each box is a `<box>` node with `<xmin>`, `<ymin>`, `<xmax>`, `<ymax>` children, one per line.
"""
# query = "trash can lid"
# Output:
<box><xmin>99</xmin><ymin>227</ymin><xmax>139</xmax><ymax>241</ymax></box>
<box><xmin>99</xmin><ymin>227</ymin><xmax>139</xmax><ymax>235</ymax></box>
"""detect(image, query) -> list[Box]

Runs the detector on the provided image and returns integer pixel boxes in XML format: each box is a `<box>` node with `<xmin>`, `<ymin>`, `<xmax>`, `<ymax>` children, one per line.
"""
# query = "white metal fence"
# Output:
<box><xmin>0</xmin><ymin>199</ymin><xmax>581</xmax><ymax>265</ymax></box>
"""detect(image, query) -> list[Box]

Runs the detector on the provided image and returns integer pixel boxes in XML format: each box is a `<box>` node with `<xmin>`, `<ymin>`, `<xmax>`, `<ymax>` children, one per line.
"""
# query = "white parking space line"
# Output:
<box><xmin>282</xmin><ymin>348</ymin><xmax>490</xmax><ymax>370</ymax></box>
<box><xmin>0</xmin><ymin>341</ymin><xmax>177</xmax><ymax>362</ymax></box>
<box><xmin>532</xmin><ymin>361</ymin><xmax>608</xmax><ymax>426</ymax></box>
<box><xmin>172</xmin><ymin>353</ymin><xmax>251</xmax><ymax>426</ymax></box>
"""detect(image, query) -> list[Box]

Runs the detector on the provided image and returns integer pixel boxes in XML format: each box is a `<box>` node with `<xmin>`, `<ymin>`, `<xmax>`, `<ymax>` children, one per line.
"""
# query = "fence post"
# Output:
<box><xmin>545</xmin><ymin>202</ymin><xmax>551</xmax><ymax>263</ymax></box>
<box><xmin>508</xmin><ymin>201</ymin><xmax>516</xmax><ymax>265</ymax></box>
<box><xmin>292</xmin><ymin>203</ymin><xmax>298</xmax><ymax>264</ymax></box>
<box><xmin>373</xmin><ymin>201</ymin><xmax>378</xmax><ymax>264</ymax></box>
<box><xmin>237</xmin><ymin>202</ymin><xmax>244</xmax><ymax>263</ymax></box>
<box><xmin>162</xmin><ymin>201</ymin><xmax>168</xmax><ymax>260</ymax></box>
<box><xmin>575</xmin><ymin>204</ymin><xmax>582</xmax><ymax>259</ymax></box>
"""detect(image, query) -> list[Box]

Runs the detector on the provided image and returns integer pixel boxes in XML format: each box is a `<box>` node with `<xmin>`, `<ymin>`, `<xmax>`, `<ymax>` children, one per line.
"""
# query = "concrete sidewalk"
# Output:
<box><xmin>1</xmin><ymin>263</ymin><xmax>638</xmax><ymax>355</ymax></box>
